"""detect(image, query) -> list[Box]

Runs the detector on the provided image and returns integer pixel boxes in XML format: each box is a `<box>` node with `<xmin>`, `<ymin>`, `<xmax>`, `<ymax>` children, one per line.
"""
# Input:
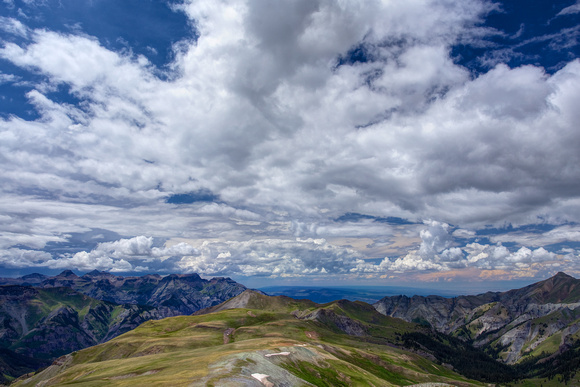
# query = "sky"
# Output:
<box><xmin>1</xmin><ymin>0</ymin><xmax>580</xmax><ymax>291</ymax></box>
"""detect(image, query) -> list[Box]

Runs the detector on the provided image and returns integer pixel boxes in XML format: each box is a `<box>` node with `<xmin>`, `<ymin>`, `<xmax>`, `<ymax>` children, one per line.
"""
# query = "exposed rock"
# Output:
<box><xmin>374</xmin><ymin>272</ymin><xmax>580</xmax><ymax>364</ymax></box>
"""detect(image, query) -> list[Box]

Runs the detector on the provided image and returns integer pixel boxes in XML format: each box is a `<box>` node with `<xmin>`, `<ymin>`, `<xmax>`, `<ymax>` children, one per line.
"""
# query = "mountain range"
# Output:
<box><xmin>374</xmin><ymin>272</ymin><xmax>580</xmax><ymax>365</ymax></box>
<box><xmin>2</xmin><ymin>272</ymin><xmax>580</xmax><ymax>385</ymax></box>
<box><xmin>0</xmin><ymin>270</ymin><xmax>247</xmax><ymax>317</ymax></box>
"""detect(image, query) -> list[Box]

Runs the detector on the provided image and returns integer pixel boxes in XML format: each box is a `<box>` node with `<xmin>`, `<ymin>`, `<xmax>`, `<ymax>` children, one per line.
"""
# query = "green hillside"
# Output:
<box><xmin>13</xmin><ymin>291</ymin><xmax>503</xmax><ymax>386</ymax></box>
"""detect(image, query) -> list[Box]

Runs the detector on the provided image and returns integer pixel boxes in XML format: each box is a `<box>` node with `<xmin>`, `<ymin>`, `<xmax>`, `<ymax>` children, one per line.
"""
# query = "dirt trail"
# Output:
<box><xmin>223</xmin><ymin>328</ymin><xmax>235</xmax><ymax>344</ymax></box>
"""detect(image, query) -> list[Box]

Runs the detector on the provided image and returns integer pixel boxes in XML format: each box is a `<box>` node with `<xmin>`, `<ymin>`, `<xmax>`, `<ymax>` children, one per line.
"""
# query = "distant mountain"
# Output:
<box><xmin>374</xmin><ymin>272</ymin><xmax>580</xmax><ymax>366</ymax></box>
<box><xmin>0</xmin><ymin>285</ymin><xmax>163</xmax><ymax>384</ymax></box>
<box><xmin>260</xmin><ymin>285</ymin><xmax>461</xmax><ymax>304</ymax></box>
<box><xmin>0</xmin><ymin>270</ymin><xmax>248</xmax><ymax>317</ymax></box>
<box><xmin>14</xmin><ymin>290</ymin><xmax>512</xmax><ymax>386</ymax></box>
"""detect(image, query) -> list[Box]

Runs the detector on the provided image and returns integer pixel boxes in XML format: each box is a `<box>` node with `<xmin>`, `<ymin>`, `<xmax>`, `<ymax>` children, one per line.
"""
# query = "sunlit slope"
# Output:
<box><xmin>14</xmin><ymin>291</ymin><xmax>487</xmax><ymax>386</ymax></box>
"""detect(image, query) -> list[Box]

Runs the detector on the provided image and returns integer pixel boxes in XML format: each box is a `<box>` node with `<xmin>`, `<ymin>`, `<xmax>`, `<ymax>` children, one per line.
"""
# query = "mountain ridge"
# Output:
<box><xmin>373</xmin><ymin>271</ymin><xmax>580</xmax><ymax>365</ymax></box>
<box><xmin>0</xmin><ymin>270</ymin><xmax>248</xmax><ymax>317</ymax></box>
<box><xmin>5</xmin><ymin>271</ymin><xmax>580</xmax><ymax>385</ymax></box>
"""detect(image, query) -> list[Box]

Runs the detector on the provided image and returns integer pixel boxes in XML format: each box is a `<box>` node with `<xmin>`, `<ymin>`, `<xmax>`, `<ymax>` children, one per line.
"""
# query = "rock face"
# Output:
<box><xmin>1</xmin><ymin>271</ymin><xmax>248</xmax><ymax>317</ymax></box>
<box><xmin>302</xmin><ymin>307</ymin><xmax>368</xmax><ymax>336</ymax></box>
<box><xmin>373</xmin><ymin>272</ymin><xmax>580</xmax><ymax>364</ymax></box>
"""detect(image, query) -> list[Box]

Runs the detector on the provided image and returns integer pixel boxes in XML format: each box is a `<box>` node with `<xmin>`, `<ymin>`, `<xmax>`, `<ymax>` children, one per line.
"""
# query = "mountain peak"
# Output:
<box><xmin>552</xmin><ymin>271</ymin><xmax>575</xmax><ymax>281</ymax></box>
<box><xmin>57</xmin><ymin>270</ymin><xmax>78</xmax><ymax>278</ymax></box>
<box><xmin>499</xmin><ymin>271</ymin><xmax>580</xmax><ymax>306</ymax></box>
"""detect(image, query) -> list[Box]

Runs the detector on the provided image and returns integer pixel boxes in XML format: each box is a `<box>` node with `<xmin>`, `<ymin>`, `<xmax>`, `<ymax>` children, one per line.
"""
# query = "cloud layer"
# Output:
<box><xmin>1</xmin><ymin>0</ymin><xmax>580</xmax><ymax>285</ymax></box>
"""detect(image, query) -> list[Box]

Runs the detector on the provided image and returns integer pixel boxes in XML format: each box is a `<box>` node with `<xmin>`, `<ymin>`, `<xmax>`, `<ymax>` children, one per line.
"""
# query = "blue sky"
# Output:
<box><xmin>1</xmin><ymin>0</ymin><xmax>580</xmax><ymax>291</ymax></box>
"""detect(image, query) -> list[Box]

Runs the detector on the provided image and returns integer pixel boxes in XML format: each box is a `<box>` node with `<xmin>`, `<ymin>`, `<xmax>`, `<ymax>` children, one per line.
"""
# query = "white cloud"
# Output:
<box><xmin>43</xmin><ymin>251</ymin><xmax>134</xmax><ymax>273</ymax></box>
<box><xmin>557</xmin><ymin>1</ymin><xmax>580</xmax><ymax>16</ymax></box>
<box><xmin>37</xmin><ymin>236</ymin><xmax>198</xmax><ymax>272</ymax></box>
<box><xmin>464</xmin><ymin>243</ymin><xmax>558</xmax><ymax>270</ymax></box>
<box><xmin>0</xmin><ymin>17</ymin><xmax>28</xmax><ymax>38</ymax></box>
<box><xmin>0</xmin><ymin>248</ymin><xmax>52</xmax><ymax>268</ymax></box>
<box><xmin>176</xmin><ymin>237</ymin><xmax>362</xmax><ymax>277</ymax></box>
<box><xmin>380</xmin><ymin>221</ymin><xmax>464</xmax><ymax>272</ymax></box>
<box><xmin>1</xmin><ymin>0</ymin><xmax>580</xmax><ymax>281</ymax></box>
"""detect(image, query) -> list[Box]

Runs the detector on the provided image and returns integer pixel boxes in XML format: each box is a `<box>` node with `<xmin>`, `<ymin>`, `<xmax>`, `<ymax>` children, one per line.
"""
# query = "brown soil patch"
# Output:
<box><xmin>305</xmin><ymin>331</ymin><xmax>320</xmax><ymax>340</ymax></box>
<box><xmin>247</xmin><ymin>311</ymin><xmax>257</xmax><ymax>317</ymax></box>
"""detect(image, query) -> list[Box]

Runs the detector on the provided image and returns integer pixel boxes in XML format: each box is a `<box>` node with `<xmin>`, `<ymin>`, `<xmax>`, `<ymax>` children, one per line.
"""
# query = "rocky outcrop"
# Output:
<box><xmin>374</xmin><ymin>272</ymin><xmax>580</xmax><ymax>364</ymax></box>
<box><xmin>301</xmin><ymin>307</ymin><xmax>367</xmax><ymax>336</ymax></box>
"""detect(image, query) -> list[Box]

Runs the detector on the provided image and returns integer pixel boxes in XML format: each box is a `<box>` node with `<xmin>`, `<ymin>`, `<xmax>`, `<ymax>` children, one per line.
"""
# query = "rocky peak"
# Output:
<box><xmin>506</xmin><ymin>271</ymin><xmax>580</xmax><ymax>305</ymax></box>
<box><xmin>553</xmin><ymin>271</ymin><xmax>574</xmax><ymax>280</ymax></box>
<box><xmin>179</xmin><ymin>273</ymin><xmax>203</xmax><ymax>282</ymax></box>
<box><xmin>56</xmin><ymin>270</ymin><xmax>78</xmax><ymax>278</ymax></box>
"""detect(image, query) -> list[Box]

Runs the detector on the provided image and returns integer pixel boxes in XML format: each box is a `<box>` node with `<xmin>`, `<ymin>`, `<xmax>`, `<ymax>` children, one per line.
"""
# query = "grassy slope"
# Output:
<box><xmin>14</xmin><ymin>299</ymin><xmax>484</xmax><ymax>387</ymax></box>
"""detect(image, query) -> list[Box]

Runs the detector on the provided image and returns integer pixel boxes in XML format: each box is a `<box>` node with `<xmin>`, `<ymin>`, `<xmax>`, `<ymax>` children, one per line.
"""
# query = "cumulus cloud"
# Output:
<box><xmin>0</xmin><ymin>0</ymin><xmax>580</xmax><ymax>283</ymax></box>
<box><xmin>37</xmin><ymin>236</ymin><xmax>198</xmax><ymax>272</ymax></box>
<box><xmin>176</xmin><ymin>237</ymin><xmax>362</xmax><ymax>277</ymax></box>
<box><xmin>0</xmin><ymin>248</ymin><xmax>52</xmax><ymax>268</ymax></box>
<box><xmin>381</xmin><ymin>221</ymin><xmax>464</xmax><ymax>272</ymax></box>
<box><xmin>379</xmin><ymin>221</ymin><xmax>565</xmax><ymax>275</ymax></box>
